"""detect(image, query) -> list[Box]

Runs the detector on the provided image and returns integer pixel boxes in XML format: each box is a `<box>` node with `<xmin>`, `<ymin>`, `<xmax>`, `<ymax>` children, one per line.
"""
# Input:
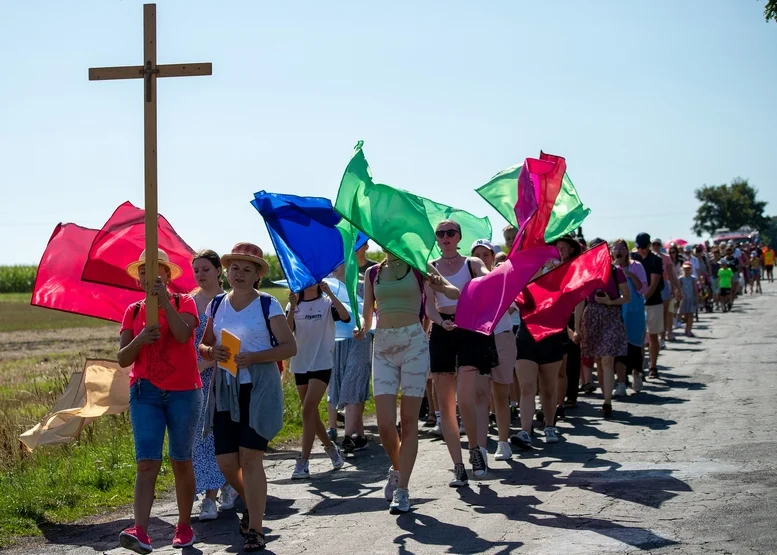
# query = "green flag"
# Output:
<box><xmin>475</xmin><ymin>164</ymin><xmax>521</xmax><ymax>228</ymax></box>
<box><xmin>544</xmin><ymin>172</ymin><xmax>590</xmax><ymax>243</ymax></box>
<box><xmin>476</xmin><ymin>163</ymin><xmax>590</xmax><ymax>241</ymax></box>
<box><xmin>335</xmin><ymin>141</ymin><xmax>492</xmax><ymax>273</ymax></box>
<box><xmin>335</xmin><ymin>218</ymin><xmax>361</xmax><ymax>329</ymax></box>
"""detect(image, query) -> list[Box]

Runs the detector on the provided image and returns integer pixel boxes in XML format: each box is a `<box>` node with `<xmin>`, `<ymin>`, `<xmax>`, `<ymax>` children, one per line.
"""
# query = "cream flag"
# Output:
<box><xmin>20</xmin><ymin>359</ymin><xmax>130</xmax><ymax>451</ymax></box>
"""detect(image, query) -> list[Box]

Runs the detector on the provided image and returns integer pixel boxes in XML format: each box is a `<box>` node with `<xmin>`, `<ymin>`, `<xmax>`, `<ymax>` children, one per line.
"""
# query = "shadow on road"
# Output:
<box><xmin>457</xmin><ymin>485</ymin><xmax>679</xmax><ymax>550</ymax></box>
<box><xmin>394</xmin><ymin>511</ymin><xmax>524</xmax><ymax>554</ymax></box>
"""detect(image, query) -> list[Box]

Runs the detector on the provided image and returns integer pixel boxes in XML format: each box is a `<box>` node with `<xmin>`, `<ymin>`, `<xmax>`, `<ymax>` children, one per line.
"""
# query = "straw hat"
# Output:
<box><xmin>126</xmin><ymin>248</ymin><xmax>183</xmax><ymax>281</ymax></box>
<box><xmin>221</xmin><ymin>242</ymin><xmax>270</xmax><ymax>275</ymax></box>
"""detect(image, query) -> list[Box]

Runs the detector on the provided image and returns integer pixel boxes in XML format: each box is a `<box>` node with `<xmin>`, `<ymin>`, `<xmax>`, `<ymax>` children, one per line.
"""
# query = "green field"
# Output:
<box><xmin>0</xmin><ymin>287</ymin><xmax>372</xmax><ymax>547</ymax></box>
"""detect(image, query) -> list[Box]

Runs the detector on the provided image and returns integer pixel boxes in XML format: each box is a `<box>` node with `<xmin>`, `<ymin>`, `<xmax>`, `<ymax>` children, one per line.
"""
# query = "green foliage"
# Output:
<box><xmin>0</xmin><ymin>266</ymin><xmax>36</xmax><ymax>293</ymax></box>
<box><xmin>692</xmin><ymin>178</ymin><xmax>770</xmax><ymax>236</ymax></box>
<box><xmin>765</xmin><ymin>0</ymin><xmax>777</xmax><ymax>21</ymax></box>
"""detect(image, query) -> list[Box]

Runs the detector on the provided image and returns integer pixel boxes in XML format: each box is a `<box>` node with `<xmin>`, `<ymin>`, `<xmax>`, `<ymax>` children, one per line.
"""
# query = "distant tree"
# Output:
<box><xmin>692</xmin><ymin>178</ymin><xmax>770</xmax><ymax>236</ymax></box>
<box><xmin>763</xmin><ymin>216</ymin><xmax>777</xmax><ymax>246</ymax></box>
<box><xmin>766</xmin><ymin>0</ymin><xmax>777</xmax><ymax>21</ymax></box>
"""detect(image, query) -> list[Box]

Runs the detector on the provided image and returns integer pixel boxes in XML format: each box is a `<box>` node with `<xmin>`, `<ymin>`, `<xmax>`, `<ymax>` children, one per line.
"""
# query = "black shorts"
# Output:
<box><xmin>516</xmin><ymin>327</ymin><xmax>565</xmax><ymax>366</ymax></box>
<box><xmin>213</xmin><ymin>384</ymin><xmax>269</xmax><ymax>454</ymax></box>
<box><xmin>720</xmin><ymin>287</ymin><xmax>731</xmax><ymax>296</ymax></box>
<box><xmin>429</xmin><ymin>314</ymin><xmax>494</xmax><ymax>375</ymax></box>
<box><xmin>616</xmin><ymin>343</ymin><xmax>643</xmax><ymax>373</ymax></box>
<box><xmin>293</xmin><ymin>369</ymin><xmax>332</xmax><ymax>386</ymax></box>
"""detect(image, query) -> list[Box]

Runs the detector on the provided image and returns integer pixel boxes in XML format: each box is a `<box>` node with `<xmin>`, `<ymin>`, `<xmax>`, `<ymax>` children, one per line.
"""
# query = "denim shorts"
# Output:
<box><xmin>129</xmin><ymin>379</ymin><xmax>203</xmax><ymax>462</ymax></box>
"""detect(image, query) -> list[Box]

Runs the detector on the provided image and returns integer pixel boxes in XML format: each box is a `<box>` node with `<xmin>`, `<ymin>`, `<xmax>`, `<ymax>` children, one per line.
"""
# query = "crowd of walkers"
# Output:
<box><xmin>115</xmin><ymin>229</ymin><xmax>774</xmax><ymax>553</ymax></box>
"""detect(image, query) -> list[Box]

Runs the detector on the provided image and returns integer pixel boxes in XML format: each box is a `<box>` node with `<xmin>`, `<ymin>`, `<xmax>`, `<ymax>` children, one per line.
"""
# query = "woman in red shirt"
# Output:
<box><xmin>117</xmin><ymin>249</ymin><xmax>202</xmax><ymax>554</ymax></box>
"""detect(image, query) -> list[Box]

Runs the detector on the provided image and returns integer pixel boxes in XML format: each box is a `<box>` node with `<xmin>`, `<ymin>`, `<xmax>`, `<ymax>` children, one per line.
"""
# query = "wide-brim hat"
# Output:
<box><xmin>221</xmin><ymin>242</ymin><xmax>270</xmax><ymax>275</ymax></box>
<box><xmin>126</xmin><ymin>248</ymin><xmax>183</xmax><ymax>281</ymax></box>
<box><xmin>553</xmin><ymin>234</ymin><xmax>583</xmax><ymax>259</ymax></box>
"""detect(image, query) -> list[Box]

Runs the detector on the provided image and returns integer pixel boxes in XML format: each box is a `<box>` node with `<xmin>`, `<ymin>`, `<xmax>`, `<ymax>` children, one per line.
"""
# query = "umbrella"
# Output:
<box><xmin>664</xmin><ymin>238</ymin><xmax>687</xmax><ymax>250</ymax></box>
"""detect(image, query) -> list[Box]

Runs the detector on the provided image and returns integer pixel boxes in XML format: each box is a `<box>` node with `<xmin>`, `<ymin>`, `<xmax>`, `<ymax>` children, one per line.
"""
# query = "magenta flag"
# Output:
<box><xmin>81</xmin><ymin>201</ymin><xmax>197</xmax><ymax>294</ymax></box>
<box><xmin>520</xmin><ymin>153</ymin><xmax>566</xmax><ymax>251</ymax></box>
<box><xmin>456</xmin><ymin>244</ymin><xmax>558</xmax><ymax>334</ymax></box>
<box><xmin>32</xmin><ymin>224</ymin><xmax>143</xmax><ymax>322</ymax></box>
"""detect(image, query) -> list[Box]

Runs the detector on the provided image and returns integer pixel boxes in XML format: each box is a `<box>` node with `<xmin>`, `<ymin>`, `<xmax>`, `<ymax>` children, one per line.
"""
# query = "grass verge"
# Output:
<box><xmin>0</xmin><ymin>287</ymin><xmax>373</xmax><ymax>547</ymax></box>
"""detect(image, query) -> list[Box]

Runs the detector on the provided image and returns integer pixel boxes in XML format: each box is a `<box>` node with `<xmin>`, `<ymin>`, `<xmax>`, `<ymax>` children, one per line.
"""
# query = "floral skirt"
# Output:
<box><xmin>192</xmin><ymin>368</ymin><xmax>225</xmax><ymax>493</ymax></box>
<box><xmin>582</xmin><ymin>302</ymin><xmax>628</xmax><ymax>359</ymax></box>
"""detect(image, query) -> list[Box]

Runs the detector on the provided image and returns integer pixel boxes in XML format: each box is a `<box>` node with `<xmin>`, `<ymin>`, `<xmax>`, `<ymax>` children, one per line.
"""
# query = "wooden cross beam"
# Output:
<box><xmin>89</xmin><ymin>4</ymin><xmax>211</xmax><ymax>324</ymax></box>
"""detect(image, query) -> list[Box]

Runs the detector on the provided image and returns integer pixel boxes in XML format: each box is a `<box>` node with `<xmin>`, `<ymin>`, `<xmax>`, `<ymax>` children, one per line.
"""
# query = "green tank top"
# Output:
<box><xmin>374</xmin><ymin>268</ymin><xmax>423</xmax><ymax>317</ymax></box>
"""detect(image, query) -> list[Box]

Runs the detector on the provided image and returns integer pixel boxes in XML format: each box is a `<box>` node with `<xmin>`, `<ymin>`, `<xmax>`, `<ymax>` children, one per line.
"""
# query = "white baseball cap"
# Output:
<box><xmin>471</xmin><ymin>239</ymin><xmax>496</xmax><ymax>254</ymax></box>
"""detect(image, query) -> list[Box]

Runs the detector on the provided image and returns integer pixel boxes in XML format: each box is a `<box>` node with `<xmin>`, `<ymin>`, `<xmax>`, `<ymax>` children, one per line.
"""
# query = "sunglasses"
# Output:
<box><xmin>436</xmin><ymin>229</ymin><xmax>458</xmax><ymax>238</ymax></box>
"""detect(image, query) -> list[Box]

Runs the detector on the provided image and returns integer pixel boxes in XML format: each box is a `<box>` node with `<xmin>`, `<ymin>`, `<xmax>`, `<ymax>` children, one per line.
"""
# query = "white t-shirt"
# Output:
<box><xmin>286</xmin><ymin>295</ymin><xmax>344</xmax><ymax>374</ymax></box>
<box><xmin>209</xmin><ymin>293</ymin><xmax>283</xmax><ymax>384</ymax></box>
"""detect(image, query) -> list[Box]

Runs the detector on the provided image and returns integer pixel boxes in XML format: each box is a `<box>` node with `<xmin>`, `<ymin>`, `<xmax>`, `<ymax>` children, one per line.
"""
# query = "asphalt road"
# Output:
<box><xmin>6</xmin><ymin>283</ymin><xmax>777</xmax><ymax>555</ymax></box>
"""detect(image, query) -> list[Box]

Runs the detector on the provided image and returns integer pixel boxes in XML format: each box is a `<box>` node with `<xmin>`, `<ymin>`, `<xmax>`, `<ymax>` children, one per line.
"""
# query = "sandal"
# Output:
<box><xmin>239</xmin><ymin>510</ymin><xmax>250</xmax><ymax>537</ymax></box>
<box><xmin>244</xmin><ymin>528</ymin><xmax>266</xmax><ymax>552</ymax></box>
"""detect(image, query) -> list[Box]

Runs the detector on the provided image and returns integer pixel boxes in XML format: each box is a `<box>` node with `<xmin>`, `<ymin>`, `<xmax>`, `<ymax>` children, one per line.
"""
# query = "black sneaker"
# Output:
<box><xmin>341</xmin><ymin>435</ymin><xmax>355</xmax><ymax>454</ymax></box>
<box><xmin>449</xmin><ymin>463</ymin><xmax>468</xmax><ymax>487</ymax></box>
<box><xmin>470</xmin><ymin>447</ymin><xmax>487</xmax><ymax>478</ymax></box>
<box><xmin>535</xmin><ymin>408</ymin><xmax>545</xmax><ymax>427</ymax></box>
<box><xmin>555</xmin><ymin>405</ymin><xmax>565</xmax><ymax>424</ymax></box>
<box><xmin>352</xmin><ymin>435</ymin><xmax>369</xmax><ymax>451</ymax></box>
<box><xmin>510</xmin><ymin>405</ymin><xmax>519</xmax><ymax>420</ymax></box>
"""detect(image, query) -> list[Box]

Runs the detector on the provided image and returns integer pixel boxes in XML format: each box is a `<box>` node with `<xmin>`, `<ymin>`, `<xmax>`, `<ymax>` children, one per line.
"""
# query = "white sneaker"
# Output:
<box><xmin>613</xmin><ymin>383</ymin><xmax>628</xmax><ymax>397</ymax></box>
<box><xmin>659</xmin><ymin>338</ymin><xmax>666</xmax><ymax>350</ymax></box>
<box><xmin>218</xmin><ymin>484</ymin><xmax>239</xmax><ymax>511</ymax></box>
<box><xmin>291</xmin><ymin>458</ymin><xmax>310</xmax><ymax>480</ymax></box>
<box><xmin>480</xmin><ymin>446</ymin><xmax>489</xmax><ymax>475</ymax></box>
<box><xmin>325</xmin><ymin>443</ymin><xmax>344</xmax><ymax>470</ymax></box>
<box><xmin>432</xmin><ymin>422</ymin><xmax>443</xmax><ymax>436</ymax></box>
<box><xmin>384</xmin><ymin>468</ymin><xmax>400</xmax><ymax>501</ymax></box>
<box><xmin>544</xmin><ymin>427</ymin><xmax>559</xmax><ymax>443</ymax></box>
<box><xmin>632</xmin><ymin>371</ymin><xmax>644</xmax><ymax>393</ymax></box>
<box><xmin>389</xmin><ymin>487</ymin><xmax>410</xmax><ymax>514</ymax></box>
<box><xmin>494</xmin><ymin>441</ymin><xmax>513</xmax><ymax>461</ymax></box>
<box><xmin>199</xmin><ymin>497</ymin><xmax>218</xmax><ymax>521</ymax></box>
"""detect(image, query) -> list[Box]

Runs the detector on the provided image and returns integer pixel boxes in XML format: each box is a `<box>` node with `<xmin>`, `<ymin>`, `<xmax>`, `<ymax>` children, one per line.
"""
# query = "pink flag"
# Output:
<box><xmin>457</xmin><ymin>153</ymin><xmax>569</xmax><ymax>334</ymax></box>
<box><xmin>517</xmin><ymin>242</ymin><xmax>612</xmax><ymax>341</ymax></box>
<box><xmin>520</xmin><ymin>153</ymin><xmax>566</xmax><ymax>251</ymax></box>
<box><xmin>32</xmin><ymin>224</ymin><xmax>143</xmax><ymax>322</ymax></box>
<box><xmin>455</xmin><ymin>244</ymin><xmax>558</xmax><ymax>334</ymax></box>
<box><xmin>81</xmin><ymin>201</ymin><xmax>197</xmax><ymax>294</ymax></box>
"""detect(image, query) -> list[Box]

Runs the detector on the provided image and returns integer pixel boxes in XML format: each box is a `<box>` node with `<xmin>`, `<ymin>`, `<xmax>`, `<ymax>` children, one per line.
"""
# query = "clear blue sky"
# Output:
<box><xmin>1</xmin><ymin>0</ymin><xmax>775</xmax><ymax>264</ymax></box>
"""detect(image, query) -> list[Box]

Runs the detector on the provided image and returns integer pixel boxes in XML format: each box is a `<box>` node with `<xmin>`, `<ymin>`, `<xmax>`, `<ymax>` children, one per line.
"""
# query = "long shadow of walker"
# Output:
<box><xmin>394</xmin><ymin>511</ymin><xmax>524</xmax><ymax>554</ymax></box>
<box><xmin>457</xmin><ymin>484</ymin><xmax>679</xmax><ymax>551</ymax></box>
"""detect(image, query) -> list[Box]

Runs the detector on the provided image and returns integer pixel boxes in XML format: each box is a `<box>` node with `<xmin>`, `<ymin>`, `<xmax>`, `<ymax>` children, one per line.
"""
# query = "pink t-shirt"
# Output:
<box><xmin>120</xmin><ymin>294</ymin><xmax>202</xmax><ymax>391</ymax></box>
<box><xmin>627</xmin><ymin>259</ymin><xmax>648</xmax><ymax>296</ymax></box>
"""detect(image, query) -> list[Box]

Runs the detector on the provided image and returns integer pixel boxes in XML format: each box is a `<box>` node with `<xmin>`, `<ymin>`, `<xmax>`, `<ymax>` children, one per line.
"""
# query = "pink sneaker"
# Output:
<box><xmin>119</xmin><ymin>525</ymin><xmax>153</xmax><ymax>554</ymax></box>
<box><xmin>172</xmin><ymin>524</ymin><xmax>196</xmax><ymax>549</ymax></box>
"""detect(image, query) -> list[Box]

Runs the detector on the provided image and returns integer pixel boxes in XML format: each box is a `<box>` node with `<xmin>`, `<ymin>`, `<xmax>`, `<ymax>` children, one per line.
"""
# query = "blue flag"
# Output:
<box><xmin>251</xmin><ymin>192</ymin><xmax>368</xmax><ymax>293</ymax></box>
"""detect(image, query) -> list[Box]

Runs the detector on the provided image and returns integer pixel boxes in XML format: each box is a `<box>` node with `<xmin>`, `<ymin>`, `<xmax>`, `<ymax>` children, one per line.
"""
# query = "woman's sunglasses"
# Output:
<box><xmin>436</xmin><ymin>229</ymin><xmax>458</xmax><ymax>238</ymax></box>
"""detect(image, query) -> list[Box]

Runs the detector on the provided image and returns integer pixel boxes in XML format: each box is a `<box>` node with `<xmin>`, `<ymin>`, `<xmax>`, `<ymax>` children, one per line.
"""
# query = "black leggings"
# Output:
<box><xmin>565</xmin><ymin>341</ymin><xmax>581</xmax><ymax>404</ymax></box>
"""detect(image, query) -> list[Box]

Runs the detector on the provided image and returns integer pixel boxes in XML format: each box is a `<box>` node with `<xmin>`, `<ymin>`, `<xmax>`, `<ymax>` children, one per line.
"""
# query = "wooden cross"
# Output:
<box><xmin>89</xmin><ymin>3</ymin><xmax>211</xmax><ymax>324</ymax></box>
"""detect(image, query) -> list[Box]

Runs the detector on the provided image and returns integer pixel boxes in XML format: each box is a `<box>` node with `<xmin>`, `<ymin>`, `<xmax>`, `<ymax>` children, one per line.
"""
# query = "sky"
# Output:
<box><xmin>1</xmin><ymin>0</ymin><xmax>776</xmax><ymax>265</ymax></box>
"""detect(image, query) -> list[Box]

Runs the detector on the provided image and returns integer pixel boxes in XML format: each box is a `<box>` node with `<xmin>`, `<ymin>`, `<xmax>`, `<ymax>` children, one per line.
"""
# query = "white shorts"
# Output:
<box><xmin>372</xmin><ymin>323</ymin><xmax>430</xmax><ymax>398</ymax></box>
<box><xmin>645</xmin><ymin>304</ymin><xmax>664</xmax><ymax>335</ymax></box>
